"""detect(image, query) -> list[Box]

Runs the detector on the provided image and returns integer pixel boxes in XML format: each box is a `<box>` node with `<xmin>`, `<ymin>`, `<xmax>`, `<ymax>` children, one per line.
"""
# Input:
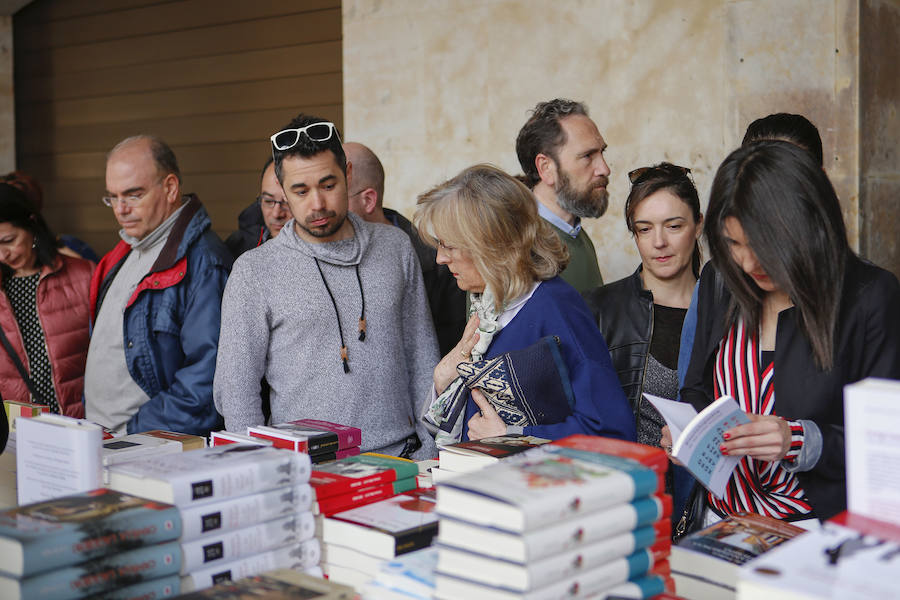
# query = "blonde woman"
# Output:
<box><xmin>415</xmin><ymin>164</ymin><xmax>634</xmax><ymax>442</ymax></box>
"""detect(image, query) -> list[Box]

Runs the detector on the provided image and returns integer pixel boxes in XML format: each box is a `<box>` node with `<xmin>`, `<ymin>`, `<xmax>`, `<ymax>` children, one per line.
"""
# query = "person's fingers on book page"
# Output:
<box><xmin>721</xmin><ymin>414</ymin><xmax>791</xmax><ymax>461</ymax></box>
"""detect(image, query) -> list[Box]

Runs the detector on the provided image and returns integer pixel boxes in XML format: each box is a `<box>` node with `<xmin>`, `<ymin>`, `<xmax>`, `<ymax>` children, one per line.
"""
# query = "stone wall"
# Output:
<box><xmin>343</xmin><ymin>0</ymin><xmax>873</xmax><ymax>282</ymax></box>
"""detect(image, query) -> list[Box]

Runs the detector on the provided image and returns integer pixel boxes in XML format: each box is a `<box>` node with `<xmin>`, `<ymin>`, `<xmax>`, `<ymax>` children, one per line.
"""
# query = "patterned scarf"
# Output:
<box><xmin>424</xmin><ymin>287</ymin><xmax>502</xmax><ymax>447</ymax></box>
<box><xmin>708</xmin><ymin>319</ymin><xmax>812</xmax><ymax>519</ymax></box>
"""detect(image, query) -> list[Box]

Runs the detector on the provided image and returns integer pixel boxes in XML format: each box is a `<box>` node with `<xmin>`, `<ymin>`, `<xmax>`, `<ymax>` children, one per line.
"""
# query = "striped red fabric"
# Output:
<box><xmin>708</xmin><ymin>319</ymin><xmax>812</xmax><ymax>519</ymax></box>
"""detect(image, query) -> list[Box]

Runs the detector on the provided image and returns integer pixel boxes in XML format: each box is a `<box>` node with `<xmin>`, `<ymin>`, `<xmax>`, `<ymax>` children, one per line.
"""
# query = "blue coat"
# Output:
<box><xmin>463</xmin><ymin>277</ymin><xmax>636</xmax><ymax>442</ymax></box>
<box><xmin>90</xmin><ymin>197</ymin><xmax>232</xmax><ymax>435</ymax></box>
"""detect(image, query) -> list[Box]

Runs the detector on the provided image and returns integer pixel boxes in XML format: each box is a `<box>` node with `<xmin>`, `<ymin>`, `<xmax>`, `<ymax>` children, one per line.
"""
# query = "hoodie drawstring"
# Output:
<box><xmin>314</xmin><ymin>258</ymin><xmax>366</xmax><ymax>373</ymax></box>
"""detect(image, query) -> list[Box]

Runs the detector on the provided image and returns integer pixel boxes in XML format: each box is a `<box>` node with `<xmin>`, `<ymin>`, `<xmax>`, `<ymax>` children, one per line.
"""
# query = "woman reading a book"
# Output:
<box><xmin>0</xmin><ymin>183</ymin><xmax>93</xmax><ymax>417</ymax></box>
<box><xmin>676</xmin><ymin>141</ymin><xmax>900</xmax><ymax>523</ymax></box>
<box><xmin>414</xmin><ymin>164</ymin><xmax>635</xmax><ymax>445</ymax></box>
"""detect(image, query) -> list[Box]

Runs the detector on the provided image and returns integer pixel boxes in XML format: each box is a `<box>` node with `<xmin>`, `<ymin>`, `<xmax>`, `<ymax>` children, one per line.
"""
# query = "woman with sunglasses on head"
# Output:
<box><xmin>416</xmin><ymin>164</ymin><xmax>635</xmax><ymax>444</ymax></box>
<box><xmin>0</xmin><ymin>184</ymin><xmax>93</xmax><ymax>417</ymax></box>
<box><xmin>677</xmin><ymin>140</ymin><xmax>900</xmax><ymax>524</ymax></box>
<box><xmin>584</xmin><ymin>163</ymin><xmax>703</xmax><ymax>451</ymax></box>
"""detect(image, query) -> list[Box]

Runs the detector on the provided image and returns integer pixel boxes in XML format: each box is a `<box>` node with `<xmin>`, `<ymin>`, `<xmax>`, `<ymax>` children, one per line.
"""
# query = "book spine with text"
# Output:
<box><xmin>314</xmin><ymin>477</ymin><xmax>417</xmax><ymax>516</ymax></box>
<box><xmin>179</xmin><ymin>512</ymin><xmax>314</xmax><ymax>574</ymax></box>
<box><xmin>289</xmin><ymin>419</ymin><xmax>362</xmax><ymax>450</ymax></box>
<box><xmin>8</xmin><ymin>540</ymin><xmax>181</xmax><ymax>600</ymax></box>
<box><xmin>180</xmin><ymin>539</ymin><xmax>321</xmax><ymax>592</ymax></box>
<box><xmin>179</xmin><ymin>483</ymin><xmax>313</xmax><ymax>542</ymax></box>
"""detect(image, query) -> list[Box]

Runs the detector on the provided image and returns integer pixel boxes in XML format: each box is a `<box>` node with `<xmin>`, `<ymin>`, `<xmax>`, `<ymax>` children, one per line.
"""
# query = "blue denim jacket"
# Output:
<box><xmin>90</xmin><ymin>197</ymin><xmax>232</xmax><ymax>435</ymax></box>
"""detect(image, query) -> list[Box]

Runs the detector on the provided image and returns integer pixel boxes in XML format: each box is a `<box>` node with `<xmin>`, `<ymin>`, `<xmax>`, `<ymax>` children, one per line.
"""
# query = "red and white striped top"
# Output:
<box><xmin>708</xmin><ymin>319</ymin><xmax>812</xmax><ymax>520</ymax></box>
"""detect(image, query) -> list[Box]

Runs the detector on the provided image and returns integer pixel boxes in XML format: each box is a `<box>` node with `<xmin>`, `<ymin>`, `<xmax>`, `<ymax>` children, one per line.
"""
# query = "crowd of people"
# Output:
<box><xmin>0</xmin><ymin>99</ymin><xmax>898</xmax><ymax>530</ymax></box>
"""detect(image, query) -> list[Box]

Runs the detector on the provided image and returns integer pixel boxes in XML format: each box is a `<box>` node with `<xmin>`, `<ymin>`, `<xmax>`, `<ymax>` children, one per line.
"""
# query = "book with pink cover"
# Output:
<box><xmin>288</xmin><ymin>419</ymin><xmax>362</xmax><ymax>450</ymax></box>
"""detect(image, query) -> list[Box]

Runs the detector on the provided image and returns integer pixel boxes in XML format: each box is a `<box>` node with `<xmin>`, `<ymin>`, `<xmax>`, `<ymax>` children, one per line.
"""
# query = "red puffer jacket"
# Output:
<box><xmin>0</xmin><ymin>255</ymin><xmax>93</xmax><ymax>417</ymax></box>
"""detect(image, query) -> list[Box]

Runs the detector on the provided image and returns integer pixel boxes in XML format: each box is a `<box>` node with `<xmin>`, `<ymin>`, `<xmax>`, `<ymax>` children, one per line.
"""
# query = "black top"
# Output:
<box><xmin>650</xmin><ymin>304</ymin><xmax>687</xmax><ymax>370</ymax></box>
<box><xmin>682</xmin><ymin>255</ymin><xmax>900</xmax><ymax>520</ymax></box>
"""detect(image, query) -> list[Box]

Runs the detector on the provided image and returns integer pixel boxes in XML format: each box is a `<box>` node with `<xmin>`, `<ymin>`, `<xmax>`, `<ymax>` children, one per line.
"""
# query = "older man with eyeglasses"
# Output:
<box><xmin>224</xmin><ymin>158</ymin><xmax>293</xmax><ymax>258</ymax></box>
<box><xmin>214</xmin><ymin>114</ymin><xmax>439</xmax><ymax>460</ymax></box>
<box><xmin>84</xmin><ymin>135</ymin><xmax>232</xmax><ymax>436</ymax></box>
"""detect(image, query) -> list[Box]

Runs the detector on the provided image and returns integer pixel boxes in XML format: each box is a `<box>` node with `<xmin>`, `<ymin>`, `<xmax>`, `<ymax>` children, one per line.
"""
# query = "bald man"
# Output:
<box><xmin>344</xmin><ymin>142</ymin><xmax>466</xmax><ymax>356</ymax></box>
<box><xmin>85</xmin><ymin>135</ymin><xmax>231</xmax><ymax>436</ymax></box>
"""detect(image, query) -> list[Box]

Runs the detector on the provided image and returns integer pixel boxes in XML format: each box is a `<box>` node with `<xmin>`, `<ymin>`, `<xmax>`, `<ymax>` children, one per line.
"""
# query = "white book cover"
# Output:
<box><xmin>179</xmin><ymin>483</ymin><xmax>313</xmax><ymax>541</ymax></box>
<box><xmin>737</xmin><ymin>519</ymin><xmax>900</xmax><ymax>600</ymax></box>
<box><xmin>180</xmin><ymin>539</ymin><xmax>321</xmax><ymax>593</ymax></box>
<box><xmin>844</xmin><ymin>377</ymin><xmax>900</xmax><ymax>525</ymax></box>
<box><xmin>435</xmin><ymin>445</ymin><xmax>658</xmax><ymax>532</ymax></box>
<box><xmin>180</xmin><ymin>512</ymin><xmax>316</xmax><ymax>573</ymax></box>
<box><xmin>644</xmin><ymin>393</ymin><xmax>750</xmax><ymax>498</ymax></box>
<box><xmin>15</xmin><ymin>414</ymin><xmax>102</xmax><ymax>505</ymax></box>
<box><xmin>438</xmin><ymin>495</ymin><xmax>668</xmax><ymax>562</ymax></box>
<box><xmin>106</xmin><ymin>444</ymin><xmax>311</xmax><ymax>506</ymax></box>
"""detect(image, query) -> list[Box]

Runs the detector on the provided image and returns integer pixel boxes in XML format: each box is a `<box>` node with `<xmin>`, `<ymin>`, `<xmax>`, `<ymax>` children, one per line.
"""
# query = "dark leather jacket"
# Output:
<box><xmin>583</xmin><ymin>267</ymin><xmax>653</xmax><ymax>425</ymax></box>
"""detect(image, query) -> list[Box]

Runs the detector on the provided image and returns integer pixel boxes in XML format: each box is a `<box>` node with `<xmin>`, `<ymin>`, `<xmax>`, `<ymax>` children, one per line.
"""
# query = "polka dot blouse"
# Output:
<box><xmin>4</xmin><ymin>273</ymin><xmax>59</xmax><ymax>413</ymax></box>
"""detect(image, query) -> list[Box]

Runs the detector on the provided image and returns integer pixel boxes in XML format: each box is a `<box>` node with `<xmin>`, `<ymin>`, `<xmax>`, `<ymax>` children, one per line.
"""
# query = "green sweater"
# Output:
<box><xmin>549</xmin><ymin>222</ymin><xmax>603</xmax><ymax>293</ymax></box>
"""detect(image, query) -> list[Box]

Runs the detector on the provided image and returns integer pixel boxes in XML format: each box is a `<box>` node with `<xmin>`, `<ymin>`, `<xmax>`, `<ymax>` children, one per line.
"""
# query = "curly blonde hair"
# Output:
<box><xmin>414</xmin><ymin>164</ymin><xmax>569</xmax><ymax>311</ymax></box>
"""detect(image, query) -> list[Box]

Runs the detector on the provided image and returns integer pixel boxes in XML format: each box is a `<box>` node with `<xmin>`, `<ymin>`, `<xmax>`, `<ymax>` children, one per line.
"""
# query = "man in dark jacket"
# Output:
<box><xmin>85</xmin><ymin>135</ymin><xmax>232</xmax><ymax>436</ymax></box>
<box><xmin>343</xmin><ymin>142</ymin><xmax>466</xmax><ymax>356</ymax></box>
<box><xmin>225</xmin><ymin>158</ymin><xmax>292</xmax><ymax>258</ymax></box>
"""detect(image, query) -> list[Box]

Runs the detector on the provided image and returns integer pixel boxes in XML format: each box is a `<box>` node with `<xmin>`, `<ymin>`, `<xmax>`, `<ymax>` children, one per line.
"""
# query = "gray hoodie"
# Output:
<box><xmin>214</xmin><ymin>212</ymin><xmax>439</xmax><ymax>459</ymax></box>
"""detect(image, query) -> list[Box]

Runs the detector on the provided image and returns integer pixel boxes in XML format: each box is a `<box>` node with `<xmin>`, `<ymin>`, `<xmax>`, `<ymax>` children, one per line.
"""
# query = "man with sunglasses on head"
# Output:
<box><xmin>516</xmin><ymin>98</ymin><xmax>611</xmax><ymax>294</ymax></box>
<box><xmin>214</xmin><ymin>115</ymin><xmax>439</xmax><ymax>460</ymax></box>
<box><xmin>225</xmin><ymin>158</ymin><xmax>293</xmax><ymax>258</ymax></box>
<box><xmin>85</xmin><ymin>135</ymin><xmax>232</xmax><ymax>436</ymax></box>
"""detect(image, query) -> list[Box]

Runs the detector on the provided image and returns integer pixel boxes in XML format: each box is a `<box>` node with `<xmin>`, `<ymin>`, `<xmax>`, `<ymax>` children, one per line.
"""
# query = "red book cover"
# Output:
<box><xmin>829</xmin><ymin>511</ymin><xmax>900</xmax><ymax>543</ymax></box>
<box><xmin>289</xmin><ymin>418</ymin><xmax>362</xmax><ymax>451</ymax></box>
<box><xmin>310</xmin><ymin>454</ymin><xmax>418</xmax><ymax>500</ymax></box>
<box><xmin>551</xmin><ymin>434</ymin><xmax>668</xmax><ymax>490</ymax></box>
<box><xmin>247</xmin><ymin>424</ymin><xmax>339</xmax><ymax>455</ymax></box>
<box><xmin>315</xmin><ymin>477</ymin><xmax>417</xmax><ymax>516</ymax></box>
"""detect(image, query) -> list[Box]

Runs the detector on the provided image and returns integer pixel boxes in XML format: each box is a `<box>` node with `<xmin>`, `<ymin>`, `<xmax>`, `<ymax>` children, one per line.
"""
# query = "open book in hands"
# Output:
<box><xmin>643</xmin><ymin>393</ymin><xmax>751</xmax><ymax>498</ymax></box>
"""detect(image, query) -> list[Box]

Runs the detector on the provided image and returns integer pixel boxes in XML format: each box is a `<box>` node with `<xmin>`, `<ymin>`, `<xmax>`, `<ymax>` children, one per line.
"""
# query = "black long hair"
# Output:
<box><xmin>0</xmin><ymin>183</ymin><xmax>59</xmax><ymax>278</ymax></box>
<box><xmin>706</xmin><ymin>141</ymin><xmax>848</xmax><ymax>370</ymax></box>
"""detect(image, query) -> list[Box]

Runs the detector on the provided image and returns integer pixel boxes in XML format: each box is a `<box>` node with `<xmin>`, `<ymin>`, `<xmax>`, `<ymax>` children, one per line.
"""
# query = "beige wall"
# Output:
<box><xmin>343</xmin><ymin>0</ymin><xmax>864</xmax><ymax>283</ymax></box>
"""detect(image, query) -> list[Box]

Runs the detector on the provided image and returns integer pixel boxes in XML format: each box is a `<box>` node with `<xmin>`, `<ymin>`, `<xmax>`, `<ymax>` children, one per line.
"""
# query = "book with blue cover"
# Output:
<box><xmin>436</xmin><ymin>445</ymin><xmax>659</xmax><ymax>532</ymax></box>
<box><xmin>0</xmin><ymin>539</ymin><xmax>182</xmax><ymax>600</ymax></box>
<box><xmin>0</xmin><ymin>488</ymin><xmax>181</xmax><ymax>578</ymax></box>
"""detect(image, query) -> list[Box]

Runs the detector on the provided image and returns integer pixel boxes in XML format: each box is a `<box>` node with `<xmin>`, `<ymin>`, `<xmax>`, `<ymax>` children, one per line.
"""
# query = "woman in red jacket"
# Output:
<box><xmin>0</xmin><ymin>183</ymin><xmax>93</xmax><ymax>417</ymax></box>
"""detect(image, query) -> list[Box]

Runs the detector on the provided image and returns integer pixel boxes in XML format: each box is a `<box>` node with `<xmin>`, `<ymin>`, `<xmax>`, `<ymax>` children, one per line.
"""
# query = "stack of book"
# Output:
<box><xmin>310</xmin><ymin>453</ymin><xmax>419</xmax><ymax>517</ymax></box>
<box><xmin>320</xmin><ymin>488</ymin><xmax>439</xmax><ymax>589</ymax></box>
<box><xmin>433</xmin><ymin>436</ymin><xmax>675</xmax><ymax>599</ymax></box>
<box><xmin>0</xmin><ymin>488</ymin><xmax>183</xmax><ymax>599</ymax></box>
<box><xmin>431</xmin><ymin>434</ymin><xmax>550</xmax><ymax>483</ymax></box>
<box><xmin>670</xmin><ymin>512</ymin><xmax>805</xmax><ymax>599</ymax></box>
<box><xmin>169</xmin><ymin>568</ymin><xmax>357</xmax><ymax>599</ymax></box>
<box><xmin>247</xmin><ymin>419</ymin><xmax>361</xmax><ymax>464</ymax></box>
<box><xmin>736</xmin><ymin>511</ymin><xmax>900</xmax><ymax>600</ymax></box>
<box><xmin>105</xmin><ymin>443</ymin><xmax>320</xmax><ymax>593</ymax></box>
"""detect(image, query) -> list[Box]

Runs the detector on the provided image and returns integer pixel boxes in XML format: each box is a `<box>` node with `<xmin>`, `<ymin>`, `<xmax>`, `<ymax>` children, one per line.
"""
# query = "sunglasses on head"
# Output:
<box><xmin>270</xmin><ymin>122</ymin><xmax>341</xmax><ymax>151</ymax></box>
<box><xmin>627</xmin><ymin>163</ymin><xmax>692</xmax><ymax>184</ymax></box>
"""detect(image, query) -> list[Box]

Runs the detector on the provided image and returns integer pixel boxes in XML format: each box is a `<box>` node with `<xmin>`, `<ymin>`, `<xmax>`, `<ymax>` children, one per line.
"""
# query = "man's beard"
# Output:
<box><xmin>555</xmin><ymin>170</ymin><xmax>609</xmax><ymax>219</ymax></box>
<box><xmin>298</xmin><ymin>210</ymin><xmax>346</xmax><ymax>238</ymax></box>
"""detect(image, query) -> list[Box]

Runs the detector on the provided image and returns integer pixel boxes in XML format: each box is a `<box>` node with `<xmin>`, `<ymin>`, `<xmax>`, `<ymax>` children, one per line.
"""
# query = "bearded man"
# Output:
<box><xmin>516</xmin><ymin>99</ymin><xmax>611</xmax><ymax>292</ymax></box>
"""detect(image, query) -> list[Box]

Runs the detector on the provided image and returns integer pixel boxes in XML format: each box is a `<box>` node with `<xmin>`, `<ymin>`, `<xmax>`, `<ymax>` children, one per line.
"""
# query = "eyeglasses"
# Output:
<box><xmin>270</xmin><ymin>122</ymin><xmax>341</xmax><ymax>151</ymax></box>
<box><xmin>628</xmin><ymin>164</ymin><xmax>692</xmax><ymax>184</ymax></box>
<box><xmin>101</xmin><ymin>177</ymin><xmax>164</xmax><ymax>208</ymax></box>
<box><xmin>258</xmin><ymin>195</ymin><xmax>290</xmax><ymax>210</ymax></box>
